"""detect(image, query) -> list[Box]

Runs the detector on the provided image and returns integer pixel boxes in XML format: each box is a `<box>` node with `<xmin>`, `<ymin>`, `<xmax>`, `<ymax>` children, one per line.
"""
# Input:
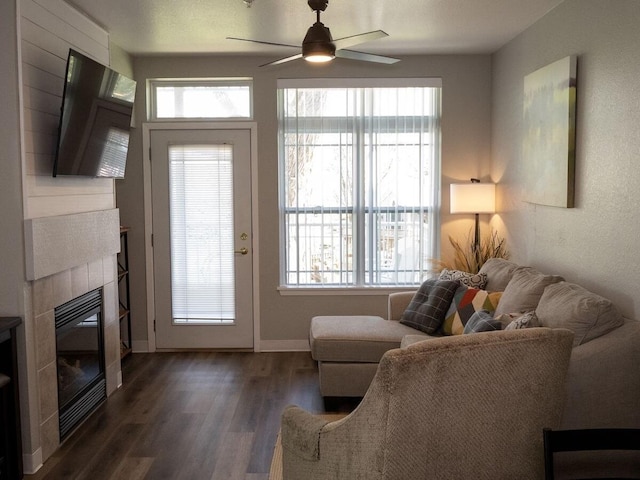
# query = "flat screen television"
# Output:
<box><xmin>53</xmin><ymin>49</ymin><xmax>136</xmax><ymax>178</ymax></box>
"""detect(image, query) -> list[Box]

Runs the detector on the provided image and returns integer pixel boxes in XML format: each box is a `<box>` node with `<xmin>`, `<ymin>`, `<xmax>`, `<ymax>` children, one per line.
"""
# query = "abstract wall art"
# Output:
<box><xmin>523</xmin><ymin>55</ymin><xmax>577</xmax><ymax>208</ymax></box>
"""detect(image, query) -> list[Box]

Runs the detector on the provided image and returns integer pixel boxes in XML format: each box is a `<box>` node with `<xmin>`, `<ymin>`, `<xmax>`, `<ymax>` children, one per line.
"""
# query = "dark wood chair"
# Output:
<box><xmin>543</xmin><ymin>428</ymin><xmax>640</xmax><ymax>480</ymax></box>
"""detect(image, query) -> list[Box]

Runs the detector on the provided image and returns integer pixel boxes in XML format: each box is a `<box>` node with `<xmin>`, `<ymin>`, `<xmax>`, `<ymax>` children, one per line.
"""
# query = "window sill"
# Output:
<box><xmin>277</xmin><ymin>286</ymin><xmax>418</xmax><ymax>297</ymax></box>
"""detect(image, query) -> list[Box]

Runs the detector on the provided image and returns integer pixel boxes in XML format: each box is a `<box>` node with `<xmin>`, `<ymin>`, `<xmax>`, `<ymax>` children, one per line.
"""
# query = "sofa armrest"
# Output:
<box><xmin>388</xmin><ymin>291</ymin><xmax>416</xmax><ymax>320</ymax></box>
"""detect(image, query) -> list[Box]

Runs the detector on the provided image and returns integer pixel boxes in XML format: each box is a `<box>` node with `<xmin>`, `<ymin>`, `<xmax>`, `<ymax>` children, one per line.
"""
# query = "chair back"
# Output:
<box><xmin>379</xmin><ymin>328</ymin><xmax>574</xmax><ymax>479</ymax></box>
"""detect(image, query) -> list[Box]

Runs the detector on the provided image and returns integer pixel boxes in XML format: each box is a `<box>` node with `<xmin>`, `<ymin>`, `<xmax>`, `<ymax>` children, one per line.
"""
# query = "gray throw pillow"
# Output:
<box><xmin>494</xmin><ymin>267</ymin><xmax>564</xmax><ymax>316</ymax></box>
<box><xmin>478</xmin><ymin>258</ymin><xmax>519</xmax><ymax>291</ymax></box>
<box><xmin>401</xmin><ymin>279</ymin><xmax>460</xmax><ymax>334</ymax></box>
<box><xmin>463</xmin><ymin>310</ymin><xmax>503</xmax><ymax>333</ymax></box>
<box><xmin>535</xmin><ymin>282</ymin><xmax>623</xmax><ymax>347</ymax></box>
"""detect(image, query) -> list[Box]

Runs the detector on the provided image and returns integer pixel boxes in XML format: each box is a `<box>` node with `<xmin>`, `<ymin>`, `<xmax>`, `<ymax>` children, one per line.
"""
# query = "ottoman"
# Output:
<box><xmin>310</xmin><ymin>315</ymin><xmax>430</xmax><ymax>396</ymax></box>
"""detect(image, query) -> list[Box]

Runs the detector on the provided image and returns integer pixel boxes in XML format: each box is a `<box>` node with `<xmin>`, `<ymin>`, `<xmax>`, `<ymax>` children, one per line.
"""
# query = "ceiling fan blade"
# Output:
<box><xmin>226</xmin><ymin>36</ymin><xmax>300</xmax><ymax>49</ymax></box>
<box><xmin>333</xmin><ymin>30</ymin><xmax>389</xmax><ymax>50</ymax></box>
<box><xmin>260</xmin><ymin>53</ymin><xmax>304</xmax><ymax>67</ymax></box>
<box><xmin>335</xmin><ymin>49</ymin><xmax>400</xmax><ymax>64</ymax></box>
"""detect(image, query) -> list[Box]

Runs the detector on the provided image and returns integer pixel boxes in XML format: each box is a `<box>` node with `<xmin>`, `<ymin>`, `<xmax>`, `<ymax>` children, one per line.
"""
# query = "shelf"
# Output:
<box><xmin>118</xmin><ymin>227</ymin><xmax>132</xmax><ymax>361</ymax></box>
<box><xmin>120</xmin><ymin>342</ymin><xmax>132</xmax><ymax>360</ymax></box>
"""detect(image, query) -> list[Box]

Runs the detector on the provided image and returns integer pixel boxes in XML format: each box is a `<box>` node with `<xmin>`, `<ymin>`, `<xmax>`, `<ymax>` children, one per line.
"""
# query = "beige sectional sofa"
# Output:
<box><xmin>310</xmin><ymin>258</ymin><xmax>640</xmax><ymax>430</ymax></box>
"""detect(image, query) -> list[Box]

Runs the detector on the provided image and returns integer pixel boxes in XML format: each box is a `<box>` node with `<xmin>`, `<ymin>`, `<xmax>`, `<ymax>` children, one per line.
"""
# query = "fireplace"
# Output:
<box><xmin>55</xmin><ymin>288</ymin><xmax>106</xmax><ymax>440</ymax></box>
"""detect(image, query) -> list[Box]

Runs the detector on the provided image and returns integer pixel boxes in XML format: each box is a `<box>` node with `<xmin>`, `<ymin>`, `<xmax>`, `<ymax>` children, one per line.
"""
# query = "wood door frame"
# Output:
<box><xmin>142</xmin><ymin>122</ymin><xmax>260</xmax><ymax>352</ymax></box>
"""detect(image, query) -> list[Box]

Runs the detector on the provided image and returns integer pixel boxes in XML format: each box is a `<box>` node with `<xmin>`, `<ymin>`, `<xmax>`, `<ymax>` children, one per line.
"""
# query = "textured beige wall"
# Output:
<box><xmin>491</xmin><ymin>0</ymin><xmax>640</xmax><ymax>319</ymax></box>
<box><xmin>124</xmin><ymin>54</ymin><xmax>492</xmax><ymax>345</ymax></box>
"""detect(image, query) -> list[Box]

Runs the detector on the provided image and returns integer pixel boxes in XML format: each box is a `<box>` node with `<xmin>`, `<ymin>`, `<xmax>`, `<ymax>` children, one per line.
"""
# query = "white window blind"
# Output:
<box><xmin>278</xmin><ymin>80</ymin><xmax>442</xmax><ymax>287</ymax></box>
<box><xmin>169</xmin><ymin>144</ymin><xmax>235</xmax><ymax>323</ymax></box>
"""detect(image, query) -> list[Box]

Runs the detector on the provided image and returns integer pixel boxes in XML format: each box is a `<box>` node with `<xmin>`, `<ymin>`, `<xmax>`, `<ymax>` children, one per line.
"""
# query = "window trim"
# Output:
<box><xmin>147</xmin><ymin>78</ymin><xmax>254</xmax><ymax>121</ymax></box>
<box><xmin>277</xmin><ymin>79</ymin><xmax>442</xmax><ymax>290</ymax></box>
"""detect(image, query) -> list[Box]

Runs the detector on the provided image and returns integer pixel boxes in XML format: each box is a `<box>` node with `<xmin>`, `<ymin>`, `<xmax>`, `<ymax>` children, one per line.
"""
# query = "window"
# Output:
<box><xmin>149</xmin><ymin>78</ymin><xmax>252</xmax><ymax>120</ymax></box>
<box><xmin>278</xmin><ymin>78</ymin><xmax>442</xmax><ymax>288</ymax></box>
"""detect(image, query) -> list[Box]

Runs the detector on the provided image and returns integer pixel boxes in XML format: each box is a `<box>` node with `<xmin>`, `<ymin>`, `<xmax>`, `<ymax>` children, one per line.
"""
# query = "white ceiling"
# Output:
<box><xmin>66</xmin><ymin>0</ymin><xmax>565</xmax><ymax>57</ymax></box>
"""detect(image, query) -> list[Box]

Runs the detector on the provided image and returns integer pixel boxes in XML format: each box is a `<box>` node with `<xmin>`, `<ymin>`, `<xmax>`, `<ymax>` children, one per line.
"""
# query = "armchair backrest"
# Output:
<box><xmin>375</xmin><ymin>328</ymin><xmax>573</xmax><ymax>479</ymax></box>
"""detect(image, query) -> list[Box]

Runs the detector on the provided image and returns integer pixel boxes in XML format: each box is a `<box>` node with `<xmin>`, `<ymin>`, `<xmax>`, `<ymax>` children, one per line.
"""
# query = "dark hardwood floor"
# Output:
<box><xmin>25</xmin><ymin>351</ymin><xmax>359</xmax><ymax>480</ymax></box>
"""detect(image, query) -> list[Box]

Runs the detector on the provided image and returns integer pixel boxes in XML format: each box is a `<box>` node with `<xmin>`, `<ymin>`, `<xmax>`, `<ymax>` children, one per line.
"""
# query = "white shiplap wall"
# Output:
<box><xmin>20</xmin><ymin>0</ymin><xmax>115</xmax><ymax>219</ymax></box>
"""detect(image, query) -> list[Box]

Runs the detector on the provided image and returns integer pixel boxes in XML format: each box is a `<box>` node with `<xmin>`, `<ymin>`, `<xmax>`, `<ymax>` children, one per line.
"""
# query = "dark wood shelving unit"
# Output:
<box><xmin>0</xmin><ymin>317</ymin><xmax>23</xmax><ymax>479</ymax></box>
<box><xmin>118</xmin><ymin>227</ymin><xmax>132</xmax><ymax>360</ymax></box>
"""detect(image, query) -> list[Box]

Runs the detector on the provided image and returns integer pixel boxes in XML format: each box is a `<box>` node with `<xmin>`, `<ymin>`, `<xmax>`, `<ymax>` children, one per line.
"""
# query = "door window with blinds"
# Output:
<box><xmin>277</xmin><ymin>78</ymin><xmax>442</xmax><ymax>288</ymax></box>
<box><xmin>169</xmin><ymin>144</ymin><xmax>235</xmax><ymax>323</ymax></box>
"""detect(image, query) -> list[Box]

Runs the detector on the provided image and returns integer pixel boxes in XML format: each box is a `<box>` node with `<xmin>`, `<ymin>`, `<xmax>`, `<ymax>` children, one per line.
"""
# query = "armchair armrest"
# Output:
<box><xmin>281</xmin><ymin>405</ymin><xmax>331</xmax><ymax>461</ymax></box>
<box><xmin>388</xmin><ymin>291</ymin><xmax>416</xmax><ymax>321</ymax></box>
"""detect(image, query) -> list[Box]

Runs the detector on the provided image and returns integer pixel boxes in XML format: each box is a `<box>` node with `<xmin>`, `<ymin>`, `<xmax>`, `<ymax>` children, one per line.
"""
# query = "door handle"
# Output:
<box><xmin>234</xmin><ymin>247</ymin><xmax>248</xmax><ymax>255</ymax></box>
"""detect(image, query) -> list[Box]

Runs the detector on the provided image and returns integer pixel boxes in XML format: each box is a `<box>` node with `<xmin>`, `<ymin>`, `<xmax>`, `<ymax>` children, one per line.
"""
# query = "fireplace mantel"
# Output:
<box><xmin>24</xmin><ymin>209</ymin><xmax>120</xmax><ymax>281</ymax></box>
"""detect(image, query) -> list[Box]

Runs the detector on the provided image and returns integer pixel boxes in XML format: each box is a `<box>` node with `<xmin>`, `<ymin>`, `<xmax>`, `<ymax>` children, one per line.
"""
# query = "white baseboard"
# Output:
<box><xmin>23</xmin><ymin>447</ymin><xmax>43</xmax><ymax>475</ymax></box>
<box><xmin>259</xmin><ymin>339</ymin><xmax>310</xmax><ymax>352</ymax></box>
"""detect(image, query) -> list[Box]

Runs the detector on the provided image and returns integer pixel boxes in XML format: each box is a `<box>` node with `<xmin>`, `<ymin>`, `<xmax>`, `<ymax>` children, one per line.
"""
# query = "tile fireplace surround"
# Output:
<box><xmin>22</xmin><ymin>209</ymin><xmax>121</xmax><ymax>472</ymax></box>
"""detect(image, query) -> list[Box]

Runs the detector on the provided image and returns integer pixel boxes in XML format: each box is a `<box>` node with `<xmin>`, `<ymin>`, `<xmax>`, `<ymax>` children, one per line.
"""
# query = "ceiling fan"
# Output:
<box><xmin>227</xmin><ymin>0</ymin><xmax>400</xmax><ymax>67</ymax></box>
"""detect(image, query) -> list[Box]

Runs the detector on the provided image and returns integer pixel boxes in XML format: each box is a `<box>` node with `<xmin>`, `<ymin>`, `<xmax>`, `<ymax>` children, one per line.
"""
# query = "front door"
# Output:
<box><xmin>151</xmin><ymin>128</ymin><xmax>253</xmax><ymax>349</ymax></box>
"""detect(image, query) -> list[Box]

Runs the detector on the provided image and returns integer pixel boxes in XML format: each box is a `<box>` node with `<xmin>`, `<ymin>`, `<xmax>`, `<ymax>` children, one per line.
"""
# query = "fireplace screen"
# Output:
<box><xmin>55</xmin><ymin>288</ymin><xmax>106</xmax><ymax>439</ymax></box>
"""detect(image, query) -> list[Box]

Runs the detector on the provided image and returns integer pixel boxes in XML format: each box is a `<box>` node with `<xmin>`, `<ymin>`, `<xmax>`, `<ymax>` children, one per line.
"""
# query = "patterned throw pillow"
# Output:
<box><xmin>463</xmin><ymin>310</ymin><xmax>503</xmax><ymax>333</ymax></box>
<box><xmin>495</xmin><ymin>312</ymin><xmax>523</xmax><ymax>329</ymax></box>
<box><xmin>505</xmin><ymin>310</ymin><xmax>540</xmax><ymax>330</ymax></box>
<box><xmin>439</xmin><ymin>269</ymin><xmax>488</xmax><ymax>289</ymax></box>
<box><xmin>400</xmin><ymin>279</ymin><xmax>460</xmax><ymax>334</ymax></box>
<box><xmin>441</xmin><ymin>286</ymin><xmax>503</xmax><ymax>335</ymax></box>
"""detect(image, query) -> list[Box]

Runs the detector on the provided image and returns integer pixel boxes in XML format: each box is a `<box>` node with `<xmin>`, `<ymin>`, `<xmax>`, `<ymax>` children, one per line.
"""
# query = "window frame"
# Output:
<box><xmin>147</xmin><ymin>78</ymin><xmax>254</xmax><ymax>121</ymax></box>
<box><xmin>277</xmin><ymin>78</ymin><xmax>442</xmax><ymax>291</ymax></box>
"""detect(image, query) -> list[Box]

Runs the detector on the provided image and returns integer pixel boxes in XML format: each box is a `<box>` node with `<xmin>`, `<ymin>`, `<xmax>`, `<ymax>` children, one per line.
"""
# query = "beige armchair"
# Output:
<box><xmin>281</xmin><ymin>328</ymin><xmax>574</xmax><ymax>480</ymax></box>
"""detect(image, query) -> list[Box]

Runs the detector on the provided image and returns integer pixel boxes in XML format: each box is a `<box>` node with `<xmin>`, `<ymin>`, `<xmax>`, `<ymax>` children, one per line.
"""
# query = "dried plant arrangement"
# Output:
<box><xmin>434</xmin><ymin>229</ymin><xmax>509</xmax><ymax>274</ymax></box>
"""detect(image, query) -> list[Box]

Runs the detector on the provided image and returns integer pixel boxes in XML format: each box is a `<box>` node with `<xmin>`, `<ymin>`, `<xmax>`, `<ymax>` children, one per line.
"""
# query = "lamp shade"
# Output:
<box><xmin>450</xmin><ymin>183</ymin><xmax>496</xmax><ymax>214</ymax></box>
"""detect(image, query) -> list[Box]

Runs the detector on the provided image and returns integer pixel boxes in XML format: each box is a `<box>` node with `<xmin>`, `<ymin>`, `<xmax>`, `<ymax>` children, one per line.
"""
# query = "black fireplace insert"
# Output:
<box><xmin>55</xmin><ymin>288</ymin><xmax>106</xmax><ymax>440</ymax></box>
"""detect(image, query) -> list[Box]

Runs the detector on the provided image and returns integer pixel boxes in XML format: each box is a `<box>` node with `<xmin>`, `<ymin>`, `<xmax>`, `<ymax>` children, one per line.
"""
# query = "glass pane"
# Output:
<box><xmin>285</xmin><ymin>211</ymin><xmax>353</xmax><ymax>285</ymax></box>
<box><xmin>169</xmin><ymin>144</ymin><xmax>235</xmax><ymax>323</ymax></box>
<box><xmin>155</xmin><ymin>84</ymin><xmax>251</xmax><ymax>119</ymax></box>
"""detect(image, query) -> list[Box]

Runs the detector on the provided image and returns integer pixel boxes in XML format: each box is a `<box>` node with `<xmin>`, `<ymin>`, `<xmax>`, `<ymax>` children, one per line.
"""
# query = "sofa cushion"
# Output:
<box><xmin>494</xmin><ymin>267</ymin><xmax>564</xmax><ymax>316</ymax></box>
<box><xmin>439</xmin><ymin>269</ymin><xmax>487</xmax><ymax>289</ymax></box>
<box><xmin>463</xmin><ymin>310</ymin><xmax>503</xmax><ymax>333</ymax></box>
<box><xmin>441</xmin><ymin>286</ymin><xmax>503</xmax><ymax>335</ymax></box>
<box><xmin>535</xmin><ymin>282</ymin><xmax>624</xmax><ymax>347</ymax></box>
<box><xmin>400</xmin><ymin>279</ymin><xmax>460</xmax><ymax>334</ymax></box>
<box><xmin>504</xmin><ymin>310</ymin><xmax>540</xmax><ymax>330</ymax></box>
<box><xmin>310</xmin><ymin>316</ymin><xmax>427</xmax><ymax>363</ymax></box>
<box><xmin>479</xmin><ymin>258</ymin><xmax>519</xmax><ymax>291</ymax></box>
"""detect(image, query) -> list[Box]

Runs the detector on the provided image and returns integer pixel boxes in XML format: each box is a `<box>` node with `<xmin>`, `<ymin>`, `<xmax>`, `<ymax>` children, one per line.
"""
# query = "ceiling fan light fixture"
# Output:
<box><xmin>302</xmin><ymin>22</ymin><xmax>336</xmax><ymax>63</ymax></box>
<box><xmin>228</xmin><ymin>0</ymin><xmax>399</xmax><ymax>67</ymax></box>
<box><xmin>303</xmin><ymin>45</ymin><xmax>335</xmax><ymax>63</ymax></box>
